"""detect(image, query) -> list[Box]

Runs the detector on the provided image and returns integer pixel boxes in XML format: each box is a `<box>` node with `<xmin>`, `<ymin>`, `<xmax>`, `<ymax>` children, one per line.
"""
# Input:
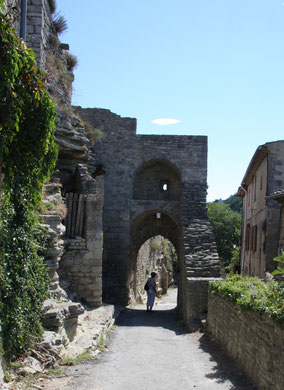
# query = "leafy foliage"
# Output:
<box><xmin>53</xmin><ymin>14</ymin><xmax>68</xmax><ymax>35</ymax></box>
<box><xmin>0</xmin><ymin>13</ymin><xmax>57</xmax><ymax>359</ymax></box>
<box><xmin>209</xmin><ymin>275</ymin><xmax>284</xmax><ymax>323</ymax></box>
<box><xmin>272</xmin><ymin>251</ymin><xmax>284</xmax><ymax>276</ymax></box>
<box><xmin>207</xmin><ymin>202</ymin><xmax>241</xmax><ymax>271</ymax></box>
<box><xmin>82</xmin><ymin>120</ymin><xmax>103</xmax><ymax>143</ymax></box>
<box><xmin>223</xmin><ymin>193</ymin><xmax>243</xmax><ymax>214</ymax></box>
<box><xmin>65</xmin><ymin>52</ymin><xmax>78</xmax><ymax>72</ymax></box>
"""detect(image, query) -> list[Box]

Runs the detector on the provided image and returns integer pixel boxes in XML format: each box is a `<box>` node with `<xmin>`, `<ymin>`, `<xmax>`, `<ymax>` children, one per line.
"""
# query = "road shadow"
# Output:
<box><xmin>198</xmin><ymin>332</ymin><xmax>258</xmax><ymax>390</ymax></box>
<box><xmin>116</xmin><ymin>306</ymin><xmax>186</xmax><ymax>336</ymax></box>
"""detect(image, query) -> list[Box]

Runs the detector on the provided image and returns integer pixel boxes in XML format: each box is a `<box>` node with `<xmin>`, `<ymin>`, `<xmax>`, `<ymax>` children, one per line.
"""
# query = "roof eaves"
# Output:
<box><xmin>240</xmin><ymin>145</ymin><xmax>268</xmax><ymax>187</ymax></box>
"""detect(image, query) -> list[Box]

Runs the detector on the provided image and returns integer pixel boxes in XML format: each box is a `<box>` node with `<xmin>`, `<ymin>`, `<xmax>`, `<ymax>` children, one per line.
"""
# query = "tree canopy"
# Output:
<box><xmin>207</xmin><ymin>202</ymin><xmax>241</xmax><ymax>271</ymax></box>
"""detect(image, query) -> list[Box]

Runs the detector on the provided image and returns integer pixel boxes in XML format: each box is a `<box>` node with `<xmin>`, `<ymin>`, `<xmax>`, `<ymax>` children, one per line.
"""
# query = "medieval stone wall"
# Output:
<box><xmin>60</xmin><ymin>178</ymin><xmax>104</xmax><ymax>306</ymax></box>
<box><xmin>266</xmin><ymin>141</ymin><xmax>284</xmax><ymax>272</ymax></box>
<box><xmin>25</xmin><ymin>0</ymin><xmax>53</xmax><ymax>67</ymax></box>
<box><xmin>73</xmin><ymin>106</ymin><xmax>219</xmax><ymax>324</ymax></box>
<box><xmin>208</xmin><ymin>293</ymin><xmax>284</xmax><ymax>390</ymax></box>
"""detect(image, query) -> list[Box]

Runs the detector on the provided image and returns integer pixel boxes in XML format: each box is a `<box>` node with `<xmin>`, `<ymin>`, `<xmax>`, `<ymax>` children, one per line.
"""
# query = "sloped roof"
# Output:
<box><xmin>240</xmin><ymin>145</ymin><xmax>268</xmax><ymax>188</ymax></box>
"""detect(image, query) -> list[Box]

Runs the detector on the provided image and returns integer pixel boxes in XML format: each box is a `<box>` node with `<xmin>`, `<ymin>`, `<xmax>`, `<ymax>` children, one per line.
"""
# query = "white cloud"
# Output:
<box><xmin>152</xmin><ymin>118</ymin><xmax>181</xmax><ymax>125</ymax></box>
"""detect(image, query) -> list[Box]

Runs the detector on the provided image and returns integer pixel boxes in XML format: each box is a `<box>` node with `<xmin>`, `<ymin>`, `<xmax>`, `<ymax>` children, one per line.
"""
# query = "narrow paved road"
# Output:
<box><xmin>44</xmin><ymin>289</ymin><xmax>257</xmax><ymax>390</ymax></box>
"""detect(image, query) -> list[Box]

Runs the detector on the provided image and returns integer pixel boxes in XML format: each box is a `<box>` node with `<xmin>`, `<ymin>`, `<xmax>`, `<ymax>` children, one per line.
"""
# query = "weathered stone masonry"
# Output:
<box><xmin>208</xmin><ymin>293</ymin><xmax>284</xmax><ymax>390</ymax></box>
<box><xmin>74</xmin><ymin>107</ymin><xmax>220</xmax><ymax>323</ymax></box>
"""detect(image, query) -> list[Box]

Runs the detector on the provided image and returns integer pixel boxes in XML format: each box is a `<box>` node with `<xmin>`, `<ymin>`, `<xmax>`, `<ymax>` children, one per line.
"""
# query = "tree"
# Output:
<box><xmin>207</xmin><ymin>203</ymin><xmax>241</xmax><ymax>271</ymax></box>
<box><xmin>224</xmin><ymin>193</ymin><xmax>243</xmax><ymax>214</ymax></box>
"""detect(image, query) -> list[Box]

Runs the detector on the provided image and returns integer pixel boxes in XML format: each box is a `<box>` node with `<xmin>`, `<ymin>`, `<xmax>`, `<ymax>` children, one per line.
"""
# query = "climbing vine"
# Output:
<box><xmin>0</xmin><ymin>11</ymin><xmax>58</xmax><ymax>358</ymax></box>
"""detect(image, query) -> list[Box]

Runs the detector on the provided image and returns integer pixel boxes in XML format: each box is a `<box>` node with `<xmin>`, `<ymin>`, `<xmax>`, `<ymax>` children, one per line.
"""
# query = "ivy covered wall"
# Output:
<box><xmin>0</xmin><ymin>7</ymin><xmax>57</xmax><ymax>358</ymax></box>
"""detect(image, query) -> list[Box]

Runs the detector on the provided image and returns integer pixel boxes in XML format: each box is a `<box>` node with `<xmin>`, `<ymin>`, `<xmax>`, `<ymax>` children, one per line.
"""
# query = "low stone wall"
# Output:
<box><xmin>208</xmin><ymin>293</ymin><xmax>284</xmax><ymax>390</ymax></box>
<box><xmin>183</xmin><ymin>278</ymin><xmax>222</xmax><ymax>327</ymax></box>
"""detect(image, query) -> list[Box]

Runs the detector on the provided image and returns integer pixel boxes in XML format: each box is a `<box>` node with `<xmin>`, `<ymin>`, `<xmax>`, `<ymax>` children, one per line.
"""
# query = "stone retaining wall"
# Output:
<box><xmin>208</xmin><ymin>292</ymin><xmax>284</xmax><ymax>390</ymax></box>
<box><xmin>184</xmin><ymin>278</ymin><xmax>221</xmax><ymax>325</ymax></box>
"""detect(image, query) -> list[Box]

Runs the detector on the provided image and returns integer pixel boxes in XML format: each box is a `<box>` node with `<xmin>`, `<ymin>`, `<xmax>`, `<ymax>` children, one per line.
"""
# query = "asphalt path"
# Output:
<box><xmin>43</xmin><ymin>289</ymin><xmax>257</xmax><ymax>390</ymax></box>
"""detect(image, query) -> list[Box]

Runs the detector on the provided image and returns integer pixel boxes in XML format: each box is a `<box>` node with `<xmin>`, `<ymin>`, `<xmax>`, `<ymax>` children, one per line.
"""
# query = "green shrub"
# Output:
<box><xmin>272</xmin><ymin>250</ymin><xmax>284</xmax><ymax>276</ymax></box>
<box><xmin>82</xmin><ymin>121</ymin><xmax>103</xmax><ymax>143</ymax></box>
<box><xmin>209</xmin><ymin>275</ymin><xmax>284</xmax><ymax>323</ymax></box>
<box><xmin>53</xmin><ymin>14</ymin><xmax>68</xmax><ymax>35</ymax></box>
<box><xmin>65</xmin><ymin>52</ymin><xmax>78</xmax><ymax>72</ymax></box>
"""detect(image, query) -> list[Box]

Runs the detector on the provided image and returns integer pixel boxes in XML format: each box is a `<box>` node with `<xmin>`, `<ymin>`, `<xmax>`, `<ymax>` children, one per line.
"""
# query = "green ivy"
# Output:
<box><xmin>0</xmin><ymin>12</ymin><xmax>58</xmax><ymax>359</ymax></box>
<box><xmin>209</xmin><ymin>275</ymin><xmax>284</xmax><ymax>323</ymax></box>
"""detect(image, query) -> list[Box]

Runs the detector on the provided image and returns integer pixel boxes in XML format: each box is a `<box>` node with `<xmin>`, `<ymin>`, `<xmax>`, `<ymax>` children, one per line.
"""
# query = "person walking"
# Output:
<box><xmin>146</xmin><ymin>272</ymin><xmax>157</xmax><ymax>311</ymax></box>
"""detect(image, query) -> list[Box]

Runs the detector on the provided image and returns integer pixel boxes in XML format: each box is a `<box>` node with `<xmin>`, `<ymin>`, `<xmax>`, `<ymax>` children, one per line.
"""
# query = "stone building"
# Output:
<box><xmin>267</xmin><ymin>189</ymin><xmax>284</xmax><ymax>254</ymax></box>
<box><xmin>238</xmin><ymin>141</ymin><xmax>284</xmax><ymax>277</ymax></box>
<box><xmin>74</xmin><ymin>107</ymin><xmax>220</xmax><ymax>323</ymax></box>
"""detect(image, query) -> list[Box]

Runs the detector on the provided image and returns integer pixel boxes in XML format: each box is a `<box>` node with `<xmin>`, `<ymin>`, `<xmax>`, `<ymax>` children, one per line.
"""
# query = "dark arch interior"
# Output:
<box><xmin>132</xmin><ymin>211</ymin><xmax>181</xmax><ymax>252</ymax></box>
<box><xmin>133</xmin><ymin>159</ymin><xmax>182</xmax><ymax>201</ymax></box>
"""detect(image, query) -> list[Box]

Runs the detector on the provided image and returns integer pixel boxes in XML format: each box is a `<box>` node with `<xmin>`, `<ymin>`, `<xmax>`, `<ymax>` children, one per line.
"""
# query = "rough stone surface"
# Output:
<box><xmin>41</xmin><ymin>211</ymin><xmax>67</xmax><ymax>299</ymax></box>
<box><xmin>73</xmin><ymin>106</ymin><xmax>220</xmax><ymax>326</ymax></box>
<box><xmin>22</xmin><ymin>357</ymin><xmax>43</xmax><ymax>374</ymax></box>
<box><xmin>183</xmin><ymin>277</ymin><xmax>222</xmax><ymax>324</ymax></box>
<box><xmin>26</xmin><ymin>0</ymin><xmax>53</xmax><ymax>68</ymax></box>
<box><xmin>208</xmin><ymin>292</ymin><xmax>284</xmax><ymax>390</ymax></box>
<box><xmin>41</xmin><ymin>300</ymin><xmax>84</xmax><ymax>347</ymax></box>
<box><xmin>65</xmin><ymin>304</ymin><xmax>116</xmax><ymax>358</ymax></box>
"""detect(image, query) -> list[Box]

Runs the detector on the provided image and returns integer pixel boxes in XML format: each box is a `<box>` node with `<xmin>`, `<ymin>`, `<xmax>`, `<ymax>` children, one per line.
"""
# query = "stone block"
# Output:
<box><xmin>28</xmin><ymin>5</ymin><xmax>42</xmax><ymax>13</ymax></box>
<box><xmin>31</xmin><ymin>0</ymin><xmax>43</xmax><ymax>5</ymax></box>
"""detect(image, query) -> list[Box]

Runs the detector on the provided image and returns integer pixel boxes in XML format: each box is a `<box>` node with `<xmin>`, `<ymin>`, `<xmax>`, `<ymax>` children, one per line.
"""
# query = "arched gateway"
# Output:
<box><xmin>74</xmin><ymin>108</ymin><xmax>220</xmax><ymax>326</ymax></box>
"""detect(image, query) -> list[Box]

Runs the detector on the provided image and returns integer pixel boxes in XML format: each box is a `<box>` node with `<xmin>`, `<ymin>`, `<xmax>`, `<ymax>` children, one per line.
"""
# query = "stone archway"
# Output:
<box><xmin>129</xmin><ymin>210</ymin><xmax>184</xmax><ymax>310</ymax></box>
<box><xmin>76</xmin><ymin>107</ymin><xmax>220</xmax><ymax>326</ymax></box>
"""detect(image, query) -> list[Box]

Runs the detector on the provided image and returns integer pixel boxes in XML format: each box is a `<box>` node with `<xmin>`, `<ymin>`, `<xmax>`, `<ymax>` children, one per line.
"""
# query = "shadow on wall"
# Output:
<box><xmin>198</xmin><ymin>334</ymin><xmax>257</xmax><ymax>389</ymax></box>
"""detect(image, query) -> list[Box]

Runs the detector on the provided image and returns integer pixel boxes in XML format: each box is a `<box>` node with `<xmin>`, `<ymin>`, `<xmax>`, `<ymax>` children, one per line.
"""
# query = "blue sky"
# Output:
<box><xmin>56</xmin><ymin>0</ymin><xmax>284</xmax><ymax>201</ymax></box>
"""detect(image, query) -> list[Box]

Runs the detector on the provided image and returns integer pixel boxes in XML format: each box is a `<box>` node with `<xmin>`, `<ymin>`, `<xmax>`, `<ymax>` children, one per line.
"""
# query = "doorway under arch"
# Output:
<box><xmin>129</xmin><ymin>210</ymin><xmax>185</xmax><ymax>311</ymax></box>
<box><xmin>132</xmin><ymin>235</ymin><xmax>178</xmax><ymax>304</ymax></box>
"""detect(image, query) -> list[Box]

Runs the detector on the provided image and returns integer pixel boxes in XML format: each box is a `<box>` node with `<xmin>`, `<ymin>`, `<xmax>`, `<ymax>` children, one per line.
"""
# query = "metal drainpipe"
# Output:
<box><xmin>20</xmin><ymin>0</ymin><xmax>27</xmax><ymax>41</ymax></box>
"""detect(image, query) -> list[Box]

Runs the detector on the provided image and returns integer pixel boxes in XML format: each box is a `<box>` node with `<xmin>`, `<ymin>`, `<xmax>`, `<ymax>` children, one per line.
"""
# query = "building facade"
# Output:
<box><xmin>238</xmin><ymin>141</ymin><xmax>284</xmax><ymax>277</ymax></box>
